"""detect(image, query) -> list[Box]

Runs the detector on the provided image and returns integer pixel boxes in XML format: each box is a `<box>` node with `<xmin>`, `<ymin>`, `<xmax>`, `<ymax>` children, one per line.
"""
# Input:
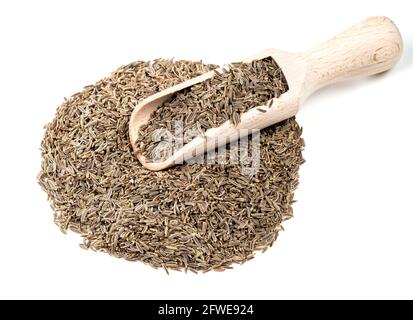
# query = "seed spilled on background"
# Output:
<box><xmin>38</xmin><ymin>59</ymin><xmax>305</xmax><ymax>273</ymax></box>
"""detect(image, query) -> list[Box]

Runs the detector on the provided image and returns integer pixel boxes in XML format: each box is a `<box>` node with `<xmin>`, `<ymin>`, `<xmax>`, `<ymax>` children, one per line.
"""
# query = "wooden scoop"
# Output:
<box><xmin>129</xmin><ymin>16</ymin><xmax>402</xmax><ymax>171</ymax></box>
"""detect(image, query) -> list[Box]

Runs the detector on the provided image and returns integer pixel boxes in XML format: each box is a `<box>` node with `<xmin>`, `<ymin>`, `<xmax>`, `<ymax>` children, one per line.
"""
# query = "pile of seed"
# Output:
<box><xmin>136</xmin><ymin>57</ymin><xmax>288</xmax><ymax>160</ymax></box>
<box><xmin>39</xmin><ymin>59</ymin><xmax>304</xmax><ymax>272</ymax></box>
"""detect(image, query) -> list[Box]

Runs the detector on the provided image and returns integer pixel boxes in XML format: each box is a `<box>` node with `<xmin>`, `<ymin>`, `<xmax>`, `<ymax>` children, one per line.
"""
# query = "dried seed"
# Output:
<box><xmin>38</xmin><ymin>58</ymin><xmax>304</xmax><ymax>273</ymax></box>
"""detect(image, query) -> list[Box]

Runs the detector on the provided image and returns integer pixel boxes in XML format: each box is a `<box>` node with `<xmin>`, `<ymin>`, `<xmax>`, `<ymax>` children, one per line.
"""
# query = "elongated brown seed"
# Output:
<box><xmin>38</xmin><ymin>59</ymin><xmax>304</xmax><ymax>273</ymax></box>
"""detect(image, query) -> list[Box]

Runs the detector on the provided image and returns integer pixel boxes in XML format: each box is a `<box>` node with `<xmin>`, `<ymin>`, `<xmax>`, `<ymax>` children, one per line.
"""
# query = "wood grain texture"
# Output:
<box><xmin>300</xmin><ymin>16</ymin><xmax>402</xmax><ymax>99</ymax></box>
<box><xmin>129</xmin><ymin>16</ymin><xmax>403</xmax><ymax>170</ymax></box>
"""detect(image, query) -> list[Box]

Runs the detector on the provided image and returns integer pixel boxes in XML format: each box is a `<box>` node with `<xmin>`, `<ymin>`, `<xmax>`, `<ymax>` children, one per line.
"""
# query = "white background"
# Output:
<box><xmin>0</xmin><ymin>0</ymin><xmax>412</xmax><ymax>300</ymax></box>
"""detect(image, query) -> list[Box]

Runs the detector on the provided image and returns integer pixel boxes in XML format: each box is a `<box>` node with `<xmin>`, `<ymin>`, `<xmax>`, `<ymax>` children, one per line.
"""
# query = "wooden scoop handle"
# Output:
<box><xmin>301</xmin><ymin>16</ymin><xmax>403</xmax><ymax>99</ymax></box>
